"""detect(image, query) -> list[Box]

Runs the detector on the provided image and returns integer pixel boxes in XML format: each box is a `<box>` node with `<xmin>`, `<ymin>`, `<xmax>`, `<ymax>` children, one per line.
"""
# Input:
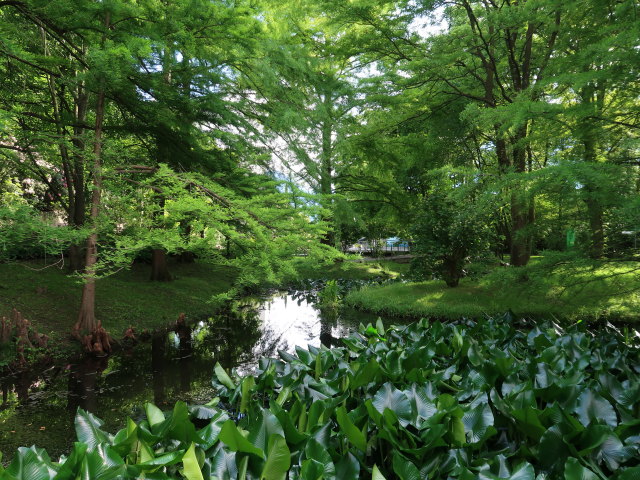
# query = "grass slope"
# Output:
<box><xmin>0</xmin><ymin>259</ymin><xmax>237</xmax><ymax>343</ymax></box>
<box><xmin>345</xmin><ymin>259</ymin><xmax>640</xmax><ymax>322</ymax></box>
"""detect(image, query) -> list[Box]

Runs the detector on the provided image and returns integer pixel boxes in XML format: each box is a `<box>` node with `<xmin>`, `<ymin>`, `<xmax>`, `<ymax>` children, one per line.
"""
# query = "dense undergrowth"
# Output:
<box><xmin>1</xmin><ymin>316</ymin><xmax>639</xmax><ymax>479</ymax></box>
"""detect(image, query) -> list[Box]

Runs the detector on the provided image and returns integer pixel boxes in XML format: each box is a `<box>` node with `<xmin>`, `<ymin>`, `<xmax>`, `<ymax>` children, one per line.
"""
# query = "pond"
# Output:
<box><xmin>0</xmin><ymin>290</ymin><xmax>386</xmax><ymax>462</ymax></box>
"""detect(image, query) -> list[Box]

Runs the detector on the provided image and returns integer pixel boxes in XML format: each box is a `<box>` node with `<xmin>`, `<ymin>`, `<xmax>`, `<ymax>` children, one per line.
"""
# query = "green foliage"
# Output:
<box><xmin>2</xmin><ymin>317</ymin><xmax>639</xmax><ymax>478</ymax></box>
<box><xmin>317</xmin><ymin>280</ymin><xmax>340</xmax><ymax>308</ymax></box>
<box><xmin>411</xmin><ymin>173</ymin><xmax>495</xmax><ymax>287</ymax></box>
<box><xmin>0</xmin><ymin>205</ymin><xmax>86</xmax><ymax>261</ymax></box>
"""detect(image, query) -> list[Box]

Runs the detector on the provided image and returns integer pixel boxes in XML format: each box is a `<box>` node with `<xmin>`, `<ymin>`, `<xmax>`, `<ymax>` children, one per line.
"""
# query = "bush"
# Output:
<box><xmin>411</xmin><ymin>180</ymin><xmax>494</xmax><ymax>287</ymax></box>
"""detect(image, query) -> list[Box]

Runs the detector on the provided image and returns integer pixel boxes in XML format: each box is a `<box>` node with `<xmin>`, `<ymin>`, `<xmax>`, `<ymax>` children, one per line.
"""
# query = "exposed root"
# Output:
<box><xmin>73</xmin><ymin>320</ymin><xmax>113</xmax><ymax>355</ymax></box>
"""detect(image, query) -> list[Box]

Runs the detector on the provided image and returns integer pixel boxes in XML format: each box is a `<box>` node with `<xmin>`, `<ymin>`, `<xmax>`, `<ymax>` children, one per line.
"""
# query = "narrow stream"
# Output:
<box><xmin>0</xmin><ymin>290</ymin><xmax>386</xmax><ymax>462</ymax></box>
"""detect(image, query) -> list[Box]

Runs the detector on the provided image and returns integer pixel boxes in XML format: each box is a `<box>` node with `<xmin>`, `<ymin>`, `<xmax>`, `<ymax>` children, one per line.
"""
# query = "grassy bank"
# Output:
<box><xmin>287</xmin><ymin>256</ymin><xmax>410</xmax><ymax>281</ymax></box>
<box><xmin>0</xmin><ymin>259</ymin><xmax>238</xmax><ymax>343</ymax></box>
<box><xmin>0</xmin><ymin>256</ymin><xmax>408</xmax><ymax>344</ymax></box>
<box><xmin>345</xmin><ymin>259</ymin><xmax>640</xmax><ymax>322</ymax></box>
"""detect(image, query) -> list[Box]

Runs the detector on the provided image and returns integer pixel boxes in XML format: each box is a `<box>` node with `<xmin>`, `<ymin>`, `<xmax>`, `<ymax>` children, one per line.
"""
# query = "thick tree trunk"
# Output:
<box><xmin>150</xmin><ymin>248</ymin><xmax>172</xmax><ymax>281</ymax></box>
<box><xmin>509</xmin><ymin>125</ymin><xmax>533</xmax><ymax>266</ymax></box>
<box><xmin>68</xmin><ymin>244</ymin><xmax>85</xmax><ymax>272</ymax></box>
<box><xmin>580</xmin><ymin>85</ymin><xmax>605</xmax><ymax>258</ymax></box>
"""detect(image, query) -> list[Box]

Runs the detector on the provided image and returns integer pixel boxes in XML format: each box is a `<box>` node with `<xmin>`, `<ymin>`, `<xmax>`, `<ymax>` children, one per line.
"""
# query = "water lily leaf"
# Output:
<box><xmin>79</xmin><ymin>445</ymin><xmax>125</xmax><ymax>480</ymax></box>
<box><xmin>158</xmin><ymin>401</ymin><xmax>201</xmax><ymax>444</ymax></box>
<box><xmin>450</xmin><ymin>416</ymin><xmax>466</xmax><ymax>446</ymax></box>
<box><xmin>261</xmin><ymin>434</ymin><xmax>290</xmax><ymax>480</ymax></box>
<box><xmin>240</xmin><ymin>376</ymin><xmax>256</xmax><ymax>414</ymax></box>
<box><xmin>270</xmin><ymin>401</ymin><xmax>307</xmax><ymax>445</ymax></box>
<box><xmin>300</xmin><ymin>459</ymin><xmax>324</xmax><ymax>480</ymax></box>
<box><xmin>53</xmin><ymin>442</ymin><xmax>88</xmax><ymax>479</ymax></box>
<box><xmin>138</xmin><ymin>451</ymin><xmax>183</xmax><ymax>468</ymax></box>
<box><xmin>197</xmin><ymin>411</ymin><xmax>229</xmax><ymax>450</ymax></box>
<box><xmin>511</xmin><ymin>407</ymin><xmax>546</xmax><ymax>441</ymax></box>
<box><xmin>145</xmin><ymin>403</ymin><xmax>165</xmax><ymax>432</ymax></box>
<box><xmin>372</xmin><ymin>383</ymin><xmax>412</xmax><ymax>427</ymax></box>
<box><xmin>616</xmin><ymin>467</ymin><xmax>640</xmax><ymax>480</ymax></box>
<box><xmin>575</xmin><ymin>390</ymin><xmax>617</xmax><ymax>427</ymax></box>
<box><xmin>351</xmin><ymin>358</ymin><xmax>381</xmax><ymax>389</ymax></box>
<box><xmin>538</xmin><ymin>425</ymin><xmax>570</xmax><ymax>468</ymax></box>
<box><xmin>210</xmin><ymin>449</ymin><xmax>238</xmax><ymax>480</ymax></box>
<box><xmin>405</xmin><ymin>383</ymin><xmax>437</xmax><ymax>425</ymax></box>
<box><xmin>594</xmin><ymin>434</ymin><xmax>628</xmax><ymax>471</ymax></box>
<box><xmin>563</xmin><ymin>457</ymin><xmax>599</xmax><ymax>480</ymax></box>
<box><xmin>295</xmin><ymin>346</ymin><xmax>314</xmax><ymax>366</ymax></box>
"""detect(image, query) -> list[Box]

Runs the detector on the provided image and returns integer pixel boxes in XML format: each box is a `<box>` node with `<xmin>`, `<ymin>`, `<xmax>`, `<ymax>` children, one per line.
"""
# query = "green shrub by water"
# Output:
<box><xmin>1</xmin><ymin>316</ymin><xmax>639</xmax><ymax>479</ymax></box>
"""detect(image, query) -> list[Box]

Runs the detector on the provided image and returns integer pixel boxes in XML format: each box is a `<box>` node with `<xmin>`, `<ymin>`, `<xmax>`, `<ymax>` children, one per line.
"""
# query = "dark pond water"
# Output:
<box><xmin>0</xmin><ymin>290</ymin><xmax>385</xmax><ymax>462</ymax></box>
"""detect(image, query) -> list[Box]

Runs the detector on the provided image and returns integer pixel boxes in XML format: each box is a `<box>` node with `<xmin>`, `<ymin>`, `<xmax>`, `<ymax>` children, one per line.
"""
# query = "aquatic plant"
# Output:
<box><xmin>1</xmin><ymin>316</ymin><xmax>639</xmax><ymax>479</ymax></box>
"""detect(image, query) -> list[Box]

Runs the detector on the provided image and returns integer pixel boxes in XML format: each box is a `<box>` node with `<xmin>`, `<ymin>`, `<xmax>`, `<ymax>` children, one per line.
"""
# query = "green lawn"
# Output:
<box><xmin>286</xmin><ymin>256</ymin><xmax>410</xmax><ymax>281</ymax></box>
<box><xmin>345</xmin><ymin>259</ymin><xmax>640</xmax><ymax>322</ymax></box>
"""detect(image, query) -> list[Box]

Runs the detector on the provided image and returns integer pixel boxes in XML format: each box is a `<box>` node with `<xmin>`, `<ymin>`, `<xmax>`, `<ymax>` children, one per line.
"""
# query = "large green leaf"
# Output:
<box><xmin>335</xmin><ymin>452</ymin><xmax>360</xmax><ymax>480</ymax></box>
<box><xmin>75</xmin><ymin>409</ymin><xmax>112</xmax><ymax>450</ymax></box>
<box><xmin>5</xmin><ymin>447</ymin><xmax>58</xmax><ymax>480</ymax></box>
<box><xmin>392</xmin><ymin>452</ymin><xmax>420</xmax><ymax>480</ymax></box>
<box><xmin>248</xmin><ymin>409</ymin><xmax>285</xmax><ymax>453</ymax></box>
<box><xmin>564</xmin><ymin>458</ymin><xmax>599</xmax><ymax>480</ymax></box>
<box><xmin>215</xmin><ymin>362</ymin><xmax>236</xmax><ymax>390</ymax></box>
<box><xmin>218</xmin><ymin>421</ymin><xmax>265</xmax><ymax>458</ymax></box>
<box><xmin>372</xmin><ymin>464</ymin><xmax>387</xmax><ymax>480</ymax></box>
<box><xmin>575</xmin><ymin>390</ymin><xmax>618</xmax><ymax>428</ymax></box>
<box><xmin>181</xmin><ymin>443</ymin><xmax>204</xmax><ymax>480</ymax></box>
<box><xmin>261</xmin><ymin>434</ymin><xmax>290</xmax><ymax>480</ymax></box>
<box><xmin>372</xmin><ymin>383</ymin><xmax>412</xmax><ymax>427</ymax></box>
<box><xmin>304</xmin><ymin>438</ymin><xmax>335</xmax><ymax>478</ymax></box>
<box><xmin>336</xmin><ymin>406</ymin><xmax>367</xmax><ymax>451</ymax></box>
<box><xmin>461</xmin><ymin>403</ymin><xmax>495</xmax><ymax>444</ymax></box>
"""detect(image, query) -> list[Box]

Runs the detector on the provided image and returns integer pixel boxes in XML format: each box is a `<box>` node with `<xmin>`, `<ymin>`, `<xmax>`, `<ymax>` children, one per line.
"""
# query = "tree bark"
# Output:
<box><xmin>150</xmin><ymin>248</ymin><xmax>172</xmax><ymax>281</ymax></box>
<box><xmin>319</xmin><ymin>92</ymin><xmax>334</xmax><ymax>246</ymax></box>
<box><xmin>75</xmin><ymin>13</ymin><xmax>109</xmax><ymax>338</ymax></box>
<box><xmin>580</xmin><ymin>85</ymin><xmax>605</xmax><ymax>258</ymax></box>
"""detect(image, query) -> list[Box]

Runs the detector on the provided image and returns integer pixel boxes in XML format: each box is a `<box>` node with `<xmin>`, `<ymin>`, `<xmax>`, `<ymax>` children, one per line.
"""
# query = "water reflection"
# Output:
<box><xmin>0</xmin><ymin>290</ymin><xmax>382</xmax><ymax>461</ymax></box>
<box><xmin>67</xmin><ymin>355</ymin><xmax>108</xmax><ymax>415</ymax></box>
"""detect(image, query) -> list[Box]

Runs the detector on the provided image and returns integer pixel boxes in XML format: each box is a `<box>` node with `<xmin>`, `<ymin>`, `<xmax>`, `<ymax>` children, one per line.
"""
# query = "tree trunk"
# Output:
<box><xmin>580</xmin><ymin>84</ymin><xmax>605</xmax><ymax>258</ymax></box>
<box><xmin>151</xmin><ymin>248</ymin><xmax>172</xmax><ymax>281</ymax></box>
<box><xmin>509</xmin><ymin>125</ymin><xmax>533</xmax><ymax>266</ymax></box>
<box><xmin>67</xmin><ymin>78</ymin><xmax>90</xmax><ymax>272</ymax></box>
<box><xmin>319</xmin><ymin>93</ymin><xmax>334</xmax><ymax>246</ymax></box>
<box><xmin>75</xmin><ymin>13</ymin><xmax>109</xmax><ymax>340</ymax></box>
